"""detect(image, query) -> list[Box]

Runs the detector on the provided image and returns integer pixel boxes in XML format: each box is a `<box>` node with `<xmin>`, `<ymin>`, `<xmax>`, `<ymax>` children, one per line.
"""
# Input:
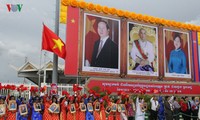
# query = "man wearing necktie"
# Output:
<box><xmin>91</xmin><ymin>20</ymin><xmax>118</xmax><ymax>69</ymax></box>
<box><xmin>185</xmin><ymin>96</ymin><xmax>191</xmax><ymax>120</ymax></box>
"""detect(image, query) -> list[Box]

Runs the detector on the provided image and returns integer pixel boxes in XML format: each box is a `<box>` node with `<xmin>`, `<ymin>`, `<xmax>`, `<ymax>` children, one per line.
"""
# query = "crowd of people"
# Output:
<box><xmin>0</xmin><ymin>88</ymin><xmax>200</xmax><ymax>120</ymax></box>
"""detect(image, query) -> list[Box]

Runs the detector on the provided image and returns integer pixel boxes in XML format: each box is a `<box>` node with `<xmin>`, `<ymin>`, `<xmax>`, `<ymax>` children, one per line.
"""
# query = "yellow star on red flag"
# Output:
<box><xmin>53</xmin><ymin>38</ymin><xmax>64</xmax><ymax>52</ymax></box>
<box><xmin>42</xmin><ymin>24</ymin><xmax>66</xmax><ymax>59</ymax></box>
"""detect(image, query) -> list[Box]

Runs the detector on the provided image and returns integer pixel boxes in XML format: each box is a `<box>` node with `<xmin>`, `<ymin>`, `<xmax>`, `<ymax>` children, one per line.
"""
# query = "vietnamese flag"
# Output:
<box><xmin>42</xmin><ymin>24</ymin><xmax>66</xmax><ymax>59</ymax></box>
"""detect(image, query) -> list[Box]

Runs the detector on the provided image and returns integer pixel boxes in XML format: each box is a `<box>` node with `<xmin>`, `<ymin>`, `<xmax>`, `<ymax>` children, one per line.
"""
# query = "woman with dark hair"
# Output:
<box><xmin>30</xmin><ymin>96</ymin><xmax>42</xmax><ymax>120</ymax></box>
<box><xmin>17</xmin><ymin>97</ymin><xmax>30</xmax><ymax>120</ymax></box>
<box><xmin>7</xmin><ymin>95</ymin><xmax>17</xmax><ymax>120</ymax></box>
<box><xmin>51</xmin><ymin>95</ymin><xmax>59</xmax><ymax>120</ymax></box>
<box><xmin>60</xmin><ymin>97</ymin><xmax>68</xmax><ymax>120</ymax></box>
<box><xmin>0</xmin><ymin>96</ymin><xmax>6</xmax><ymax>120</ymax></box>
<box><xmin>42</xmin><ymin>94</ymin><xmax>51</xmax><ymax>120</ymax></box>
<box><xmin>168</xmin><ymin>33</ymin><xmax>187</xmax><ymax>74</ymax></box>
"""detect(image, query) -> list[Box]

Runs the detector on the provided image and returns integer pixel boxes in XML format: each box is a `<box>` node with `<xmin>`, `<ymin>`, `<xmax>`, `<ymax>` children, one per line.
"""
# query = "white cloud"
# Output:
<box><xmin>186</xmin><ymin>15</ymin><xmax>200</xmax><ymax>26</ymax></box>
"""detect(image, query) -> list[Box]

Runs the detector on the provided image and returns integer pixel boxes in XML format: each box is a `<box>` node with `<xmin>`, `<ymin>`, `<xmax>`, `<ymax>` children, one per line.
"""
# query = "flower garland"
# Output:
<box><xmin>61</xmin><ymin>0</ymin><xmax>200</xmax><ymax>32</ymax></box>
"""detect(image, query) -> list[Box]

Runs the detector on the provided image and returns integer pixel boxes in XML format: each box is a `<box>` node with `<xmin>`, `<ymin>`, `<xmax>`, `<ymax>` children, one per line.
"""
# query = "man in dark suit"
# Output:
<box><xmin>91</xmin><ymin>20</ymin><xmax>118</xmax><ymax>69</ymax></box>
<box><xmin>164</xmin><ymin>96</ymin><xmax>173</xmax><ymax>120</ymax></box>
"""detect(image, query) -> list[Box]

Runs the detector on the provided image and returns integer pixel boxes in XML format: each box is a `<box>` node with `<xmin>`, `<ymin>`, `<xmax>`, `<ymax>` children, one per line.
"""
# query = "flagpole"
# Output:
<box><xmin>52</xmin><ymin>0</ymin><xmax>60</xmax><ymax>84</ymax></box>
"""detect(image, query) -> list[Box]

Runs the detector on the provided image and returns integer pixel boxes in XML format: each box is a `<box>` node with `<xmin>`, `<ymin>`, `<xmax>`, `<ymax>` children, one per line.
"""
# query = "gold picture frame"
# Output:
<box><xmin>111</xmin><ymin>103</ymin><xmax>117</xmax><ymax>112</ymax></box>
<box><xmin>48</xmin><ymin>103</ymin><xmax>60</xmax><ymax>113</ymax></box>
<box><xmin>19</xmin><ymin>104</ymin><xmax>28</xmax><ymax>115</ymax></box>
<box><xmin>80</xmin><ymin>103</ymin><xmax>86</xmax><ymax>112</ymax></box>
<box><xmin>0</xmin><ymin>104</ymin><xmax>6</xmax><ymax>116</ymax></box>
<box><xmin>117</xmin><ymin>104</ymin><xmax>121</xmax><ymax>112</ymax></box>
<box><xmin>120</xmin><ymin>104</ymin><xmax>126</xmax><ymax>112</ymax></box>
<box><xmin>94</xmin><ymin>102</ymin><xmax>100</xmax><ymax>111</ymax></box>
<box><xmin>70</xmin><ymin>104</ymin><xmax>76</xmax><ymax>113</ymax></box>
<box><xmin>33</xmin><ymin>103</ymin><xmax>41</xmax><ymax>112</ymax></box>
<box><xmin>8</xmin><ymin>100</ymin><xmax>17</xmax><ymax>111</ymax></box>
<box><xmin>87</xmin><ymin>103</ymin><xmax>93</xmax><ymax>112</ymax></box>
<box><xmin>105</xmin><ymin>106</ymin><xmax>112</xmax><ymax>114</ymax></box>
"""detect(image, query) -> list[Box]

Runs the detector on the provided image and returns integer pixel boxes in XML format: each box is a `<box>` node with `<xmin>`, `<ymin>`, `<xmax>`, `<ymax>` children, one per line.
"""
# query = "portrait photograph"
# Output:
<box><xmin>48</xmin><ymin>103</ymin><xmax>59</xmax><ymax>113</ymax></box>
<box><xmin>111</xmin><ymin>103</ymin><xmax>117</xmax><ymax>112</ymax></box>
<box><xmin>19</xmin><ymin>104</ymin><xmax>28</xmax><ymax>116</ymax></box>
<box><xmin>105</xmin><ymin>106</ymin><xmax>112</xmax><ymax>114</ymax></box>
<box><xmin>0</xmin><ymin>104</ymin><xmax>5</xmax><ymax>116</ymax></box>
<box><xmin>94</xmin><ymin>102</ymin><xmax>100</xmax><ymax>111</ymax></box>
<box><xmin>8</xmin><ymin>100</ymin><xmax>17</xmax><ymax>111</ymax></box>
<box><xmin>82</xmin><ymin>13</ymin><xmax>120</xmax><ymax>74</ymax></box>
<box><xmin>33</xmin><ymin>103</ymin><xmax>41</xmax><ymax>112</ymax></box>
<box><xmin>87</xmin><ymin>103</ymin><xmax>93</xmax><ymax>112</ymax></box>
<box><xmin>54</xmin><ymin>106</ymin><xmax>60</xmax><ymax>114</ymax></box>
<box><xmin>70</xmin><ymin>104</ymin><xmax>76</xmax><ymax>113</ymax></box>
<box><xmin>127</xmin><ymin>22</ymin><xmax>158</xmax><ymax>76</ymax></box>
<box><xmin>164</xmin><ymin>29</ymin><xmax>191</xmax><ymax>78</ymax></box>
<box><xmin>80</xmin><ymin>103</ymin><xmax>86</xmax><ymax>112</ymax></box>
<box><xmin>117</xmin><ymin>104</ymin><xmax>121</xmax><ymax>112</ymax></box>
<box><xmin>120</xmin><ymin>104</ymin><xmax>126</xmax><ymax>112</ymax></box>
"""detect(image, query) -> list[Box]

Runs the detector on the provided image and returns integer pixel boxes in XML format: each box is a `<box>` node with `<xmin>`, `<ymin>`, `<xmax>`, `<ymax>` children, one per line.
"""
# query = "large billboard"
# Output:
<box><xmin>64</xmin><ymin>2</ymin><xmax>200</xmax><ymax>82</ymax></box>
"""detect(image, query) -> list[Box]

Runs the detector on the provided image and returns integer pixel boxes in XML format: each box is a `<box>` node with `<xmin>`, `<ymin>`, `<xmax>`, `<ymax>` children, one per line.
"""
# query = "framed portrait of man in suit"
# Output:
<box><xmin>163</xmin><ymin>28</ymin><xmax>191</xmax><ymax>79</ymax></box>
<box><xmin>19</xmin><ymin>104</ymin><xmax>28</xmax><ymax>116</ymax></box>
<box><xmin>33</xmin><ymin>103</ymin><xmax>41</xmax><ymax>112</ymax></box>
<box><xmin>94</xmin><ymin>102</ymin><xmax>100</xmax><ymax>111</ymax></box>
<box><xmin>82</xmin><ymin>13</ymin><xmax>120</xmax><ymax>74</ymax></box>
<box><xmin>70</xmin><ymin>104</ymin><xmax>76</xmax><ymax>113</ymax></box>
<box><xmin>127</xmin><ymin>22</ymin><xmax>158</xmax><ymax>77</ymax></box>
<box><xmin>105</xmin><ymin>106</ymin><xmax>112</xmax><ymax>114</ymax></box>
<box><xmin>80</xmin><ymin>103</ymin><xmax>86</xmax><ymax>112</ymax></box>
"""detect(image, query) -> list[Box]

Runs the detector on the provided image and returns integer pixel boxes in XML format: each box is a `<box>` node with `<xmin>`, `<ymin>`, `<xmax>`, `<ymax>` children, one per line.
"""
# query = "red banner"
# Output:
<box><xmin>64</xmin><ymin>6</ymin><xmax>79</xmax><ymax>75</ymax></box>
<box><xmin>86</xmin><ymin>78</ymin><xmax>200</xmax><ymax>95</ymax></box>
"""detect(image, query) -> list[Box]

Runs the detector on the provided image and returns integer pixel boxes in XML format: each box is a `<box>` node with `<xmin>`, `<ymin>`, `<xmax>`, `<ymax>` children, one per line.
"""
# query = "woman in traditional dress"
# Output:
<box><xmin>60</xmin><ymin>97</ymin><xmax>68</xmax><ymax>120</ymax></box>
<box><xmin>7</xmin><ymin>95</ymin><xmax>17</xmax><ymax>120</ymax></box>
<box><xmin>50</xmin><ymin>95</ymin><xmax>59</xmax><ymax>120</ymax></box>
<box><xmin>17</xmin><ymin>97</ymin><xmax>30</xmax><ymax>120</ymax></box>
<box><xmin>30</xmin><ymin>96</ymin><xmax>42</xmax><ymax>120</ymax></box>
<box><xmin>42</xmin><ymin>95</ymin><xmax>51</xmax><ymax>120</ymax></box>
<box><xmin>0</xmin><ymin>96</ymin><xmax>6</xmax><ymax>120</ymax></box>
<box><xmin>67</xmin><ymin>96</ymin><xmax>76</xmax><ymax>120</ymax></box>
<box><xmin>86</xmin><ymin>97</ymin><xmax>94</xmax><ymax>120</ymax></box>
<box><xmin>79</xmin><ymin>97</ymin><xmax>86</xmax><ymax>120</ymax></box>
<box><xmin>126</xmin><ymin>98</ymin><xmax>136</xmax><ymax>120</ymax></box>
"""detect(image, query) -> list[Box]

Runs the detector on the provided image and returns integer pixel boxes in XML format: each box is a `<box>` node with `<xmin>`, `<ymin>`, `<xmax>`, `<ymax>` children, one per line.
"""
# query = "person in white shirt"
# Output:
<box><xmin>130</xmin><ymin>28</ymin><xmax>155</xmax><ymax>71</ymax></box>
<box><xmin>135</xmin><ymin>96</ymin><xmax>145</xmax><ymax>120</ymax></box>
<box><xmin>150</xmin><ymin>96</ymin><xmax>159</xmax><ymax>120</ymax></box>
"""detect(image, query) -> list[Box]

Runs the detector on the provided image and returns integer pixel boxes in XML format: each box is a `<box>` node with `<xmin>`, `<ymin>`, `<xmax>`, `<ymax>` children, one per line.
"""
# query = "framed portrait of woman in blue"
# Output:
<box><xmin>0</xmin><ymin>104</ymin><xmax>6</xmax><ymax>116</ymax></box>
<box><xmin>8</xmin><ymin>100</ymin><xmax>17</xmax><ymax>111</ymax></box>
<box><xmin>111</xmin><ymin>103</ymin><xmax>117</xmax><ymax>112</ymax></box>
<box><xmin>163</xmin><ymin>29</ymin><xmax>191</xmax><ymax>79</ymax></box>
<box><xmin>87</xmin><ymin>103</ymin><xmax>93</xmax><ymax>112</ymax></box>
